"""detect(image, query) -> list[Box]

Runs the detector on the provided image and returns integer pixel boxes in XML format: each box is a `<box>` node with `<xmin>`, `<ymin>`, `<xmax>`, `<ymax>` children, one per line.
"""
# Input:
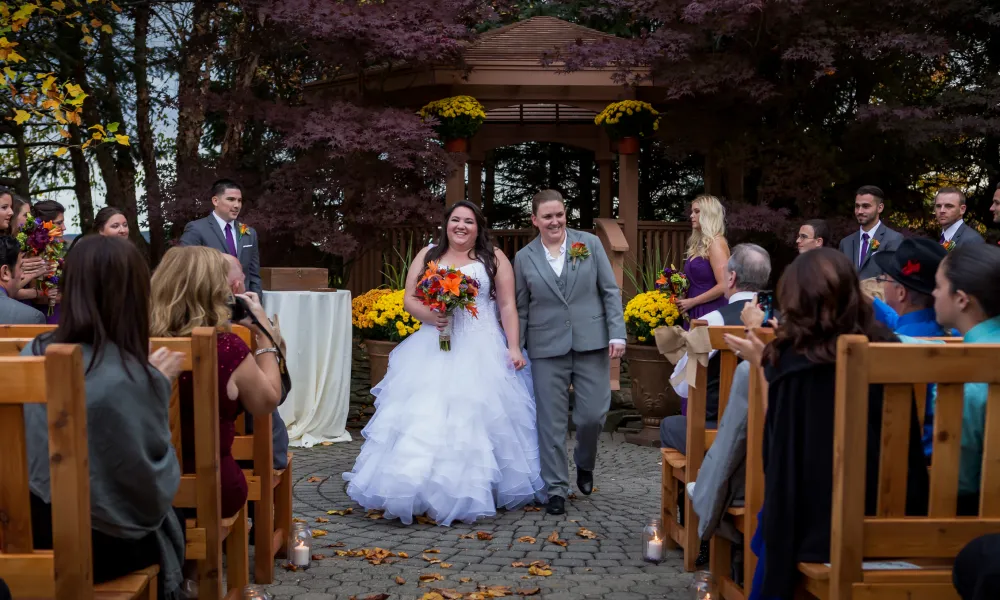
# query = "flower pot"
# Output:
<box><xmin>443</xmin><ymin>138</ymin><xmax>469</xmax><ymax>153</ymax></box>
<box><xmin>624</xmin><ymin>342</ymin><xmax>680</xmax><ymax>447</ymax></box>
<box><xmin>616</xmin><ymin>136</ymin><xmax>640</xmax><ymax>155</ymax></box>
<box><xmin>363</xmin><ymin>339</ymin><xmax>398</xmax><ymax>389</ymax></box>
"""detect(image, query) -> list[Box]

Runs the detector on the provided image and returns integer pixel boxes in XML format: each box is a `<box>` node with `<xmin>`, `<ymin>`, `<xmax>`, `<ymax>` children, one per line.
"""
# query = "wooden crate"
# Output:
<box><xmin>260</xmin><ymin>267</ymin><xmax>329</xmax><ymax>291</ymax></box>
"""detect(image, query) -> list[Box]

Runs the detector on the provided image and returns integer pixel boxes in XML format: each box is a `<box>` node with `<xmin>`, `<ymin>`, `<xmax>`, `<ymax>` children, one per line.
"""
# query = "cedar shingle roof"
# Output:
<box><xmin>465</xmin><ymin>16</ymin><xmax>615</xmax><ymax>64</ymax></box>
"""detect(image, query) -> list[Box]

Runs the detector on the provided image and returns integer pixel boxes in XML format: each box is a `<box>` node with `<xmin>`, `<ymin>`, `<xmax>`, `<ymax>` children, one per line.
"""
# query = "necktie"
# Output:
<box><xmin>860</xmin><ymin>232</ymin><xmax>869</xmax><ymax>267</ymax></box>
<box><xmin>224</xmin><ymin>223</ymin><xmax>238</xmax><ymax>256</ymax></box>
<box><xmin>939</xmin><ymin>233</ymin><xmax>946</xmax><ymax>244</ymax></box>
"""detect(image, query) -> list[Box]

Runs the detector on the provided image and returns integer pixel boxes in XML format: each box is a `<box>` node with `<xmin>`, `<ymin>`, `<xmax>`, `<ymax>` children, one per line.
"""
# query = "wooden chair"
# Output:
<box><xmin>660</xmin><ymin>323</ymin><xmax>746</xmax><ymax>571</ymax></box>
<box><xmin>229</xmin><ymin>326</ymin><xmax>294</xmax><ymax>584</ymax></box>
<box><xmin>0</xmin><ymin>344</ymin><xmax>158</xmax><ymax>599</ymax></box>
<box><xmin>796</xmin><ymin>335</ymin><xmax>1000</xmax><ymax>600</ymax></box>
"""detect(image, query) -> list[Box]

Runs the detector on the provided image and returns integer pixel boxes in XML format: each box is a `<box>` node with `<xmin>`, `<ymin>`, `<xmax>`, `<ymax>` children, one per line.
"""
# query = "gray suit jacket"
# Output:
<box><xmin>0</xmin><ymin>292</ymin><xmax>45</xmax><ymax>324</ymax></box>
<box><xmin>180</xmin><ymin>215</ymin><xmax>262</xmax><ymax>296</ymax></box>
<box><xmin>513</xmin><ymin>229</ymin><xmax>626</xmax><ymax>360</ymax></box>
<box><xmin>838</xmin><ymin>223</ymin><xmax>904</xmax><ymax>280</ymax></box>
<box><xmin>951</xmin><ymin>222</ymin><xmax>985</xmax><ymax>247</ymax></box>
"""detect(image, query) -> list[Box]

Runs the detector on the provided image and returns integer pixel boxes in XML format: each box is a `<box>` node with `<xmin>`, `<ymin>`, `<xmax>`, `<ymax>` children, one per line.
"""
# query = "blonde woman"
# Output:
<box><xmin>150</xmin><ymin>246</ymin><xmax>281</xmax><ymax>519</ymax></box>
<box><xmin>677</xmin><ymin>195</ymin><xmax>731</xmax><ymax>324</ymax></box>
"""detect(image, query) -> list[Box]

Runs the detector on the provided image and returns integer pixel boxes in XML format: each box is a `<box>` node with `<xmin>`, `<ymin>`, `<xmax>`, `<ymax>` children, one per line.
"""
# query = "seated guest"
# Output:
<box><xmin>150</xmin><ymin>246</ymin><xmax>282</xmax><ymax>519</ymax></box>
<box><xmin>954</xmin><ymin>534</ymin><xmax>1000</xmax><ymax>600</ymax></box>
<box><xmin>726</xmin><ymin>248</ymin><xmax>929</xmax><ymax>599</ymax></box>
<box><xmin>795</xmin><ymin>219</ymin><xmax>833</xmax><ymax>253</ymax></box>
<box><xmin>22</xmin><ymin>236</ymin><xmax>185</xmax><ymax>599</ymax></box>
<box><xmin>0</xmin><ymin>235</ymin><xmax>44</xmax><ymax>324</ymax></box>
<box><xmin>931</xmin><ymin>244</ymin><xmax>1000</xmax><ymax>514</ymax></box>
<box><xmin>662</xmin><ymin>243</ymin><xmax>771</xmax><ymax>452</ymax></box>
<box><xmin>871</xmin><ymin>238</ymin><xmax>948</xmax><ymax>336</ymax></box>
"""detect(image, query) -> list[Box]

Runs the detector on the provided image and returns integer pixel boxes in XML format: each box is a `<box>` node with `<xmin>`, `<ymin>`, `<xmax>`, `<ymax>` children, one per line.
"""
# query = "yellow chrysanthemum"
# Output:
<box><xmin>624</xmin><ymin>291</ymin><xmax>681</xmax><ymax>346</ymax></box>
<box><xmin>352</xmin><ymin>288</ymin><xmax>421</xmax><ymax>342</ymax></box>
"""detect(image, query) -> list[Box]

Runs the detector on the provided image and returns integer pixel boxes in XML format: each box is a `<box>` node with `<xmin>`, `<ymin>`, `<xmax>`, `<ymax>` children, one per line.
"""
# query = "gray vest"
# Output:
<box><xmin>555</xmin><ymin>257</ymin><xmax>569</xmax><ymax>294</ymax></box>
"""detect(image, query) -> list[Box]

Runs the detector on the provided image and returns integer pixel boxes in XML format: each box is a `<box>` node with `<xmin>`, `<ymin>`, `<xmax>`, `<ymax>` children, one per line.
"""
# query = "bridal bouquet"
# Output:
<box><xmin>415</xmin><ymin>261</ymin><xmax>480</xmax><ymax>351</ymax></box>
<box><xmin>655</xmin><ymin>264</ymin><xmax>690</xmax><ymax>300</ymax></box>
<box><xmin>16</xmin><ymin>213</ymin><xmax>65</xmax><ymax>315</ymax></box>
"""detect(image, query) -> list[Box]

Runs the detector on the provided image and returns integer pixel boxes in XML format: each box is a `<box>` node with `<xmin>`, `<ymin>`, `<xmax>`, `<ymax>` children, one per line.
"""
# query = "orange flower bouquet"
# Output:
<box><xmin>414</xmin><ymin>261</ymin><xmax>480</xmax><ymax>351</ymax></box>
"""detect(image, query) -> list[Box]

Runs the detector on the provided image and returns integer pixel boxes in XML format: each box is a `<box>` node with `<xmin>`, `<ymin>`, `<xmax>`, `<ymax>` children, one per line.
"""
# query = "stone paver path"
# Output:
<box><xmin>264</xmin><ymin>434</ymin><xmax>693</xmax><ymax>600</ymax></box>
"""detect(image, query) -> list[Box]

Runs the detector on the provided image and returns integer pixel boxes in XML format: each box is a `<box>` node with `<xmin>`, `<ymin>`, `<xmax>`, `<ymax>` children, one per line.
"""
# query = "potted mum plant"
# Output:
<box><xmin>418</xmin><ymin>95</ymin><xmax>487</xmax><ymax>153</ymax></box>
<box><xmin>594</xmin><ymin>100</ymin><xmax>660</xmax><ymax>155</ymax></box>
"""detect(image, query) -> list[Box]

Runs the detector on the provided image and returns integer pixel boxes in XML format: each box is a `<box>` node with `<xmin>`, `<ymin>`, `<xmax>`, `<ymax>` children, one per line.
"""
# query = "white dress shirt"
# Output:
<box><xmin>541</xmin><ymin>233</ymin><xmax>624</xmax><ymax>347</ymax></box>
<box><xmin>670</xmin><ymin>291</ymin><xmax>757</xmax><ymax>399</ymax></box>
<box><xmin>212</xmin><ymin>211</ymin><xmax>235</xmax><ymax>236</ymax></box>
<box><xmin>941</xmin><ymin>219</ymin><xmax>963</xmax><ymax>242</ymax></box>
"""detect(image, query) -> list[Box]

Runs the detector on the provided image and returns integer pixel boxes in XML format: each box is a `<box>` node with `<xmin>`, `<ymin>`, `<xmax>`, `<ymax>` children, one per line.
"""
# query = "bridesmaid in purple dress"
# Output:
<box><xmin>676</xmin><ymin>195</ymin><xmax>730</xmax><ymax>325</ymax></box>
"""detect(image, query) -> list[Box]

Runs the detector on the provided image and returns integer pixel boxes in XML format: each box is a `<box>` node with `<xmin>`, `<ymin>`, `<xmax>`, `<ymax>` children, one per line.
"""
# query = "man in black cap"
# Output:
<box><xmin>870</xmin><ymin>237</ymin><xmax>948</xmax><ymax>338</ymax></box>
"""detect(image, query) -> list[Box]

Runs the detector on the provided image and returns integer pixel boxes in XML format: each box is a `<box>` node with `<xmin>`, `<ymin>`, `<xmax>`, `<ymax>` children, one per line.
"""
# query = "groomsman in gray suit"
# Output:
<box><xmin>180</xmin><ymin>179</ymin><xmax>262</xmax><ymax>296</ymax></box>
<box><xmin>514</xmin><ymin>189</ymin><xmax>626</xmax><ymax>515</ymax></box>
<box><xmin>935</xmin><ymin>187</ymin><xmax>985</xmax><ymax>248</ymax></box>
<box><xmin>0</xmin><ymin>236</ymin><xmax>44</xmax><ymax>324</ymax></box>
<box><xmin>838</xmin><ymin>185</ymin><xmax>904</xmax><ymax>279</ymax></box>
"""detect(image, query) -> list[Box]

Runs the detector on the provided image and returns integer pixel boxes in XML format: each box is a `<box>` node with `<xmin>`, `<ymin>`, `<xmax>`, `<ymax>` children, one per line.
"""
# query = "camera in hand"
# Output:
<box><xmin>229</xmin><ymin>295</ymin><xmax>250</xmax><ymax>322</ymax></box>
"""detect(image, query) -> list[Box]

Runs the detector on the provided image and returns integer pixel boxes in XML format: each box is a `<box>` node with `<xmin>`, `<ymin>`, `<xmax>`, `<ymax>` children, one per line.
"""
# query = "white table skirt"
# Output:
<box><xmin>263</xmin><ymin>290</ymin><xmax>353</xmax><ymax>447</ymax></box>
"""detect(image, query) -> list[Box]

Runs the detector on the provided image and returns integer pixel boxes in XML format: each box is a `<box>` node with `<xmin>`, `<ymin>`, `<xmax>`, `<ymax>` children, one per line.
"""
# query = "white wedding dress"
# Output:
<box><xmin>343</xmin><ymin>260</ymin><xmax>544</xmax><ymax>525</ymax></box>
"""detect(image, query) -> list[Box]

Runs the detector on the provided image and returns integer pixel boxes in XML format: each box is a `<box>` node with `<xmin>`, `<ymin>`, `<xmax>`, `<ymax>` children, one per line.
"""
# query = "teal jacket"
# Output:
<box><xmin>900</xmin><ymin>315</ymin><xmax>1000</xmax><ymax>496</ymax></box>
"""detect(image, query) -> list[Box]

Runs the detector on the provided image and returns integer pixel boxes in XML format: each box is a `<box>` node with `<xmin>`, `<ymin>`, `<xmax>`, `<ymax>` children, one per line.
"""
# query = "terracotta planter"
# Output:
<box><xmin>443</xmin><ymin>138</ymin><xmax>469</xmax><ymax>153</ymax></box>
<box><xmin>616</xmin><ymin>136</ymin><xmax>640</xmax><ymax>155</ymax></box>
<box><xmin>363</xmin><ymin>339</ymin><xmax>398</xmax><ymax>389</ymax></box>
<box><xmin>624</xmin><ymin>342</ymin><xmax>680</xmax><ymax>447</ymax></box>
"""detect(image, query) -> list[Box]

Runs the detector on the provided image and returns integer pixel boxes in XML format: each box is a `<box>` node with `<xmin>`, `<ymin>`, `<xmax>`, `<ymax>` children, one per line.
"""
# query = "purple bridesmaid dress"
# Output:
<box><xmin>683</xmin><ymin>255</ymin><xmax>727</xmax><ymax>323</ymax></box>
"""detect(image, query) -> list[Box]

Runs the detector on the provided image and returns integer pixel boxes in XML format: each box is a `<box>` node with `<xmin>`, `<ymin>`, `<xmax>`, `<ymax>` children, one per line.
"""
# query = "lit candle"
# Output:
<box><xmin>645</xmin><ymin>536</ymin><xmax>663</xmax><ymax>562</ymax></box>
<box><xmin>291</xmin><ymin>541</ymin><xmax>310</xmax><ymax>567</ymax></box>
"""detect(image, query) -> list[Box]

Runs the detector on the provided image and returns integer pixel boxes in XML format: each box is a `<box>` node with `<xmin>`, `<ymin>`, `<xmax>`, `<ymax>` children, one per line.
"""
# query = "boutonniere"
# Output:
<box><xmin>238</xmin><ymin>223</ymin><xmax>250</xmax><ymax>237</ymax></box>
<box><xmin>869</xmin><ymin>239</ymin><xmax>880</xmax><ymax>253</ymax></box>
<box><xmin>568</xmin><ymin>242</ymin><xmax>590</xmax><ymax>270</ymax></box>
<box><xmin>942</xmin><ymin>240</ymin><xmax>956</xmax><ymax>252</ymax></box>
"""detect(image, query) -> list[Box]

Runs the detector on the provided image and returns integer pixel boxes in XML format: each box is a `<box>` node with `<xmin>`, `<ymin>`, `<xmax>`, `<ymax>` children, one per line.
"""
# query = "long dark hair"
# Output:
<box><xmin>32</xmin><ymin>236</ymin><xmax>155</xmax><ymax>380</ymax></box>
<box><xmin>941</xmin><ymin>244</ymin><xmax>1000</xmax><ymax>319</ymax></box>
<box><xmin>764</xmin><ymin>247</ymin><xmax>893</xmax><ymax>365</ymax></box>
<box><xmin>425</xmin><ymin>201</ymin><xmax>498</xmax><ymax>300</ymax></box>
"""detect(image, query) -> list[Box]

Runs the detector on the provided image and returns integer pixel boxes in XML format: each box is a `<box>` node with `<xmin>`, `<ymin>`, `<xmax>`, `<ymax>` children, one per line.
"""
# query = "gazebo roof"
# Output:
<box><xmin>463</xmin><ymin>16</ymin><xmax>617</xmax><ymax>65</ymax></box>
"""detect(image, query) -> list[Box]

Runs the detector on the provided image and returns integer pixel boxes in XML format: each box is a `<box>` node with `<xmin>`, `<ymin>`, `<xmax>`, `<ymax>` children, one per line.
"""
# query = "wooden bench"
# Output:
<box><xmin>0</xmin><ymin>344</ymin><xmax>159</xmax><ymax>599</ymax></box>
<box><xmin>796</xmin><ymin>335</ymin><xmax>1000</xmax><ymax>600</ymax></box>
<box><xmin>660</xmin><ymin>323</ymin><xmax>747</xmax><ymax>571</ymax></box>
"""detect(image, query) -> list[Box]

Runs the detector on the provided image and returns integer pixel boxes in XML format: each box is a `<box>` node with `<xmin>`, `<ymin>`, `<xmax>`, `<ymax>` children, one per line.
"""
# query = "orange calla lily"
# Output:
<box><xmin>42</xmin><ymin>221</ymin><xmax>54</xmax><ymax>230</ymax></box>
<box><xmin>440</xmin><ymin>272</ymin><xmax>462</xmax><ymax>296</ymax></box>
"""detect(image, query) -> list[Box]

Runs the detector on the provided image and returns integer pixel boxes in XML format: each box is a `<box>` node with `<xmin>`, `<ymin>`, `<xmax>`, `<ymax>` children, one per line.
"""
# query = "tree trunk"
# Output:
<box><xmin>175</xmin><ymin>0</ymin><xmax>217</xmax><ymax>192</ymax></box>
<box><xmin>133</xmin><ymin>2</ymin><xmax>166</xmax><ymax>262</ymax></box>
<box><xmin>67</xmin><ymin>128</ymin><xmax>95</xmax><ymax>232</ymax></box>
<box><xmin>13</xmin><ymin>126</ymin><xmax>29</xmax><ymax>197</ymax></box>
<box><xmin>219</xmin><ymin>9</ymin><xmax>260</xmax><ymax>166</ymax></box>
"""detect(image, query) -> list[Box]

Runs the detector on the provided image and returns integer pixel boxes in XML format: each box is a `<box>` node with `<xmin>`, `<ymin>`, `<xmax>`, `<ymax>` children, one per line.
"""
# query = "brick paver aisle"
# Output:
<box><xmin>264</xmin><ymin>434</ymin><xmax>692</xmax><ymax>599</ymax></box>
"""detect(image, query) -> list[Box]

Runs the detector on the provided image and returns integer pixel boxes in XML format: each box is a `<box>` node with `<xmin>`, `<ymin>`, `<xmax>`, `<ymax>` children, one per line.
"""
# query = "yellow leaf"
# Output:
<box><xmin>100</xmin><ymin>24</ymin><xmax>111</xmax><ymax>34</ymax></box>
<box><xmin>90</xmin><ymin>19</ymin><xmax>101</xmax><ymax>28</ymax></box>
<box><xmin>53</xmin><ymin>109</ymin><xmax>66</xmax><ymax>124</ymax></box>
<box><xmin>114</xmin><ymin>134</ymin><xmax>128</xmax><ymax>146</ymax></box>
<box><xmin>52</xmin><ymin>0</ymin><xmax>65</xmax><ymax>10</ymax></box>
<box><xmin>111</xmin><ymin>1</ymin><xmax>121</xmax><ymax>11</ymax></box>
<box><xmin>80</xmin><ymin>24</ymin><xmax>88</xmax><ymax>34</ymax></box>
<box><xmin>91</xmin><ymin>131</ymin><xmax>103</xmax><ymax>140</ymax></box>
<box><xmin>6</xmin><ymin>50</ymin><xmax>24</xmax><ymax>63</ymax></box>
<box><xmin>59</xmin><ymin>128</ymin><xmax>71</xmax><ymax>138</ymax></box>
<box><xmin>66</xmin><ymin>10</ymin><xmax>81</xmax><ymax>18</ymax></box>
<box><xmin>53</xmin><ymin>147</ymin><xmax>68</xmax><ymax>157</ymax></box>
<box><xmin>81</xmin><ymin>139</ymin><xmax>92</xmax><ymax>149</ymax></box>
<box><xmin>40</xmin><ymin>99</ymin><xmax>59</xmax><ymax>110</ymax></box>
<box><xmin>65</xmin><ymin>83</ymin><xmax>83</xmax><ymax>96</ymax></box>
<box><xmin>13</xmin><ymin>109</ymin><xmax>29</xmax><ymax>124</ymax></box>
<box><xmin>82</xmin><ymin>35</ymin><xmax>95</xmax><ymax>45</ymax></box>
<box><xmin>89</xmin><ymin>123</ymin><xmax>105</xmax><ymax>133</ymax></box>
<box><xmin>3</xmin><ymin>66</ymin><xmax>14</xmax><ymax>79</ymax></box>
<box><xmin>11</xmin><ymin>3</ymin><xmax>37</xmax><ymax>21</ymax></box>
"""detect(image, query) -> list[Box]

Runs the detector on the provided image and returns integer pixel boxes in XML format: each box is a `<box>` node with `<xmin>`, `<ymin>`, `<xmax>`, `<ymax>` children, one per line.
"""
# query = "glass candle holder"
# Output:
<box><xmin>642</xmin><ymin>518</ymin><xmax>664</xmax><ymax>563</ymax></box>
<box><xmin>288</xmin><ymin>522</ymin><xmax>313</xmax><ymax>569</ymax></box>
<box><xmin>243</xmin><ymin>584</ymin><xmax>272</xmax><ymax>600</ymax></box>
<box><xmin>692</xmin><ymin>570</ymin><xmax>713</xmax><ymax>599</ymax></box>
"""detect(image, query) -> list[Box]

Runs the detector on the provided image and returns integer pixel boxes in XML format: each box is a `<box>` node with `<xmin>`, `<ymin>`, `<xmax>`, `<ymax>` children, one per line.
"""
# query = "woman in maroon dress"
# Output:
<box><xmin>150</xmin><ymin>246</ymin><xmax>283</xmax><ymax>519</ymax></box>
<box><xmin>677</xmin><ymin>195</ymin><xmax>731</xmax><ymax>324</ymax></box>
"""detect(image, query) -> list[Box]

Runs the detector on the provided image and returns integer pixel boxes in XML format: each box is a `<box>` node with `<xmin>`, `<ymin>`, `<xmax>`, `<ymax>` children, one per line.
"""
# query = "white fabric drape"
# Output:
<box><xmin>263</xmin><ymin>290</ymin><xmax>353</xmax><ymax>447</ymax></box>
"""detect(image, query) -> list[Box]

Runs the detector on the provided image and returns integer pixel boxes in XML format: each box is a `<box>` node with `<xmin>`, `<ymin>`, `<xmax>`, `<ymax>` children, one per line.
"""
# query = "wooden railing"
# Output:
<box><xmin>345</xmin><ymin>221</ymin><xmax>690</xmax><ymax>297</ymax></box>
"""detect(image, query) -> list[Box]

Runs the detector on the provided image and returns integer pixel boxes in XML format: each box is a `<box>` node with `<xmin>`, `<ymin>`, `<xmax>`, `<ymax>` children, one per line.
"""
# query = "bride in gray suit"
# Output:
<box><xmin>514</xmin><ymin>190</ymin><xmax>626</xmax><ymax>515</ymax></box>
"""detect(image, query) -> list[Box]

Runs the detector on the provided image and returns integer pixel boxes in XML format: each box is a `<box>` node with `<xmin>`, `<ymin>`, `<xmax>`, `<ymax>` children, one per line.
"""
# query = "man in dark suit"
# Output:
<box><xmin>660</xmin><ymin>243</ymin><xmax>771</xmax><ymax>453</ymax></box>
<box><xmin>0</xmin><ymin>235</ymin><xmax>44</xmax><ymax>324</ymax></box>
<box><xmin>180</xmin><ymin>179</ymin><xmax>262</xmax><ymax>296</ymax></box>
<box><xmin>838</xmin><ymin>185</ymin><xmax>904</xmax><ymax>279</ymax></box>
<box><xmin>935</xmin><ymin>187</ymin><xmax>984</xmax><ymax>248</ymax></box>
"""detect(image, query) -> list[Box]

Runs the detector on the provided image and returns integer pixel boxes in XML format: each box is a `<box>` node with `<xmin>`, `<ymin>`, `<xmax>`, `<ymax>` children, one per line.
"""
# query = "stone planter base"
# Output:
<box><xmin>363</xmin><ymin>339</ymin><xmax>399</xmax><ymax>389</ymax></box>
<box><xmin>623</xmin><ymin>342</ymin><xmax>680</xmax><ymax>447</ymax></box>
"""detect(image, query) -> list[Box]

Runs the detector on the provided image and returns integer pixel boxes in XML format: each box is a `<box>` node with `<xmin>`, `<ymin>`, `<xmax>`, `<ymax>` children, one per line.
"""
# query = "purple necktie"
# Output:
<box><xmin>859</xmin><ymin>232</ymin><xmax>869</xmax><ymax>267</ymax></box>
<box><xmin>939</xmin><ymin>233</ymin><xmax>946</xmax><ymax>244</ymax></box>
<box><xmin>224</xmin><ymin>223</ymin><xmax>238</xmax><ymax>256</ymax></box>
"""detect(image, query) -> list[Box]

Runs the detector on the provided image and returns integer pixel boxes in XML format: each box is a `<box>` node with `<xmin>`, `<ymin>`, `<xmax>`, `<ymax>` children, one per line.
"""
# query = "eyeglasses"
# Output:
<box><xmin>875</xmin><ymin>275</ymin><xmax>896</xmax><ymax>285</ymax></box>
<box><xmin>796</xmin><ymin>234</ymin><xmax>815</xmax><ymax>241</ymax></box>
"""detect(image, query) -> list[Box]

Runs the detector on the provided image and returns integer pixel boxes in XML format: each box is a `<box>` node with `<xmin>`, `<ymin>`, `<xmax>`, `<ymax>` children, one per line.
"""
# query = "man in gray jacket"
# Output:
<box><xmin>514</xmin><ymin>190</ymin><xmax>626</xmax><ymax>515</ymax></box>
<box><xmin>0</xmin><ymin>236</ymin><xmax>44</xmax><ymax>325</ymax></box>
<box><xmin>838</xmin><ymin>185</ymin><xmax>905</xmax><ymax>279</ymax></box>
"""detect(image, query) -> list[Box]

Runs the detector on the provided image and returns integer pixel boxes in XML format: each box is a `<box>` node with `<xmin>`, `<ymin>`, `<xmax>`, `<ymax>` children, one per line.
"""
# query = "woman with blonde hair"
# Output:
<box><xmin>150</xmin><ymin>245</ymin><xmax>282</xmax><ymax>520</ymax></box>
<box><xmin>677</xmin><ymin>194</ymin><xmax>731</xmax><ymax>322</ymax></box>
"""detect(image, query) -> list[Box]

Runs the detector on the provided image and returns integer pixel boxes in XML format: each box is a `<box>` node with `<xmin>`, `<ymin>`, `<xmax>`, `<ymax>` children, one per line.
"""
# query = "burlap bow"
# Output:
<box><xmin>654</xmin><ymin>325</ymin><xmax>711</xmax><ymax>389</ymax></box>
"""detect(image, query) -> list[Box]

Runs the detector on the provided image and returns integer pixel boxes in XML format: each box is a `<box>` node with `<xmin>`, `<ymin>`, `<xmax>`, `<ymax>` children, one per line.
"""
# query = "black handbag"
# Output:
<box><xmin>246</xmin><ymin>310</ymin><xmax>292</xmax><ymax>405</ymax></box>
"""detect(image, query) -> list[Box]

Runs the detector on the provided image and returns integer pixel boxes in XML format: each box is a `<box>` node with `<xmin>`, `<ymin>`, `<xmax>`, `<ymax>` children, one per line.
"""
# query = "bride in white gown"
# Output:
<box><xmin>343</xmin><ymin>201</ymin><xmax>544</xmax><ymax>525</ymax></box>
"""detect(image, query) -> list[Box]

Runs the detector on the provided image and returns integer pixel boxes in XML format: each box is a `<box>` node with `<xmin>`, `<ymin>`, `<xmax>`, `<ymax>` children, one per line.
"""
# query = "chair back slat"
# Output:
<box><xmin>981</xmin><ymin>384</ymin><xmax>1000</xmax><ymax>518</ymax></box>
<box><xmin>0</xmin><ymin>404</ymin><xmax>33</xmax><ymax>554</ymax></box>
<box><xmin>928</xmin><ymin>383</ymin><xmax>964</xmax><ymax>517</ymax></box>
<box><xmin>869</xmin><ymin>344</ymin><xmax>1000</xmax><ymax>383</ymax></box>
<box><xmin>876</xmin><ymin>385</ymin><xmax>915</xmax><ymax>517</ymax></box>
<box><xmin>742</xmin><ymin>327</ymin><xmax>774</xmax><ymax>598</ymax></box>
<box><xmin>0</xmin><ymin>354</ymin><xmax>47</xmax><ymax>403</ymax></box>
<box><xmin>0</xmin><ymin>325</ymin><xmax>54</xmax><ymax>338</ymax></box>
<box><xmin>863</xmin><ymin>518</ymin><xmax>1000</xmax><ymax>558</ymax></box>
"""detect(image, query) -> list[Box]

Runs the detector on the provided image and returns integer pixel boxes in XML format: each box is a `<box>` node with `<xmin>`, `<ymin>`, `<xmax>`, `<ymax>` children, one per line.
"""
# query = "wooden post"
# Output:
<box><xmin>445</xmin><ymin>156</ymin><xmax>466</xmax><ymax>207</ymax></box>
<box><xmin>468</xmin><ymin>160</ymin><xmax>483</xmax><ymax>207</ymax></box>
<box><xmin>618</xmin><ymin>153</ymin><xmax>639</xmax><ymax>295</ymax></box>
<box><xmin>598</xmin><ymin>159</ymin><xmax>613</xmax><ymax>219</ymax></box>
